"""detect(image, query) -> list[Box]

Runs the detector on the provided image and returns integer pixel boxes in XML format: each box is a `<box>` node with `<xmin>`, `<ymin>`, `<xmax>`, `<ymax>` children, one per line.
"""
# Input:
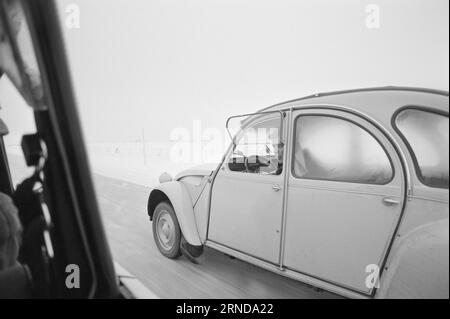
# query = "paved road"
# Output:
<box><xmin>93</xmin><ymin>174</ymin><xmax>339</xmax><ymax>299</ymax></box>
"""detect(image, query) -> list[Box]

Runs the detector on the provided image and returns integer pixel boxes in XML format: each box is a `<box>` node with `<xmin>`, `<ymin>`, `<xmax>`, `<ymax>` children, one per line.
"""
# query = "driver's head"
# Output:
<box><xmin>0</xmin><ymin>192</ymin><xmax>22</xmax><ymax>270</ymax></box>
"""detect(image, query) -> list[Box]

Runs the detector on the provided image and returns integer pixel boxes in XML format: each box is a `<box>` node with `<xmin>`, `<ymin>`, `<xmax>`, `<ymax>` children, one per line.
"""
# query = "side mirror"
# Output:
<box><xmin>228</xmin><ymin>155</ymin><xmax>246</xmax><ymax>172</ymax></box>
<box><xmin>228</xmin><ymin>154</ymin><xmax>271</xmax><ymax>172</ymax></box>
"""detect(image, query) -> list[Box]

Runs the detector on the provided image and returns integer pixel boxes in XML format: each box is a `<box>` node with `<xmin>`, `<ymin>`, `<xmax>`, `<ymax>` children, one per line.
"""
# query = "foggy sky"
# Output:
<box><xmin>1</xmin><ymin>0</ymin><xmax>449</xmax><ymax>143</ymax></box>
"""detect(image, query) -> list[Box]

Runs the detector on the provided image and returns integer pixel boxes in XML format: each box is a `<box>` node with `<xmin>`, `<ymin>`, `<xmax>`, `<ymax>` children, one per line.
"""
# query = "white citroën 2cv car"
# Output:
<box><xmin>147</xmin><ymin>87</ymin><xmax>449</xmax><ymax>299</ymax></box>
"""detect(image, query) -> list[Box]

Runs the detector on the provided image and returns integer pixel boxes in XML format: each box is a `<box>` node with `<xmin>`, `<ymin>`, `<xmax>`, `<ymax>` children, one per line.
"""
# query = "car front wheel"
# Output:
<box><xmin>152</xmin><ymin>202</ymin><xmax>182</xmax><ymax>259</ymax></box>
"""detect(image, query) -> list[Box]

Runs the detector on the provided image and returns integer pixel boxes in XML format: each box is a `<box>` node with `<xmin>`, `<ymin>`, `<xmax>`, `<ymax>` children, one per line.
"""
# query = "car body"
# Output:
<box><xmin>148</xmin><ymin>87</ymin><xmax>449</xmax><ymax>299</ymax></box>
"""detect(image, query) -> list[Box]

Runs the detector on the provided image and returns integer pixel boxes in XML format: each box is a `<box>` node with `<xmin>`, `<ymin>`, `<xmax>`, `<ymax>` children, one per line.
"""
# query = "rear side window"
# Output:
<box><xmin>292</xmin><ymin>115</ymin><xmax>393</xmax><ymax>185</ymax></box>
<box><xmin>395</xmin><ymin>108</ymin><xmax>449</xmax><ymax>189</ymax></box>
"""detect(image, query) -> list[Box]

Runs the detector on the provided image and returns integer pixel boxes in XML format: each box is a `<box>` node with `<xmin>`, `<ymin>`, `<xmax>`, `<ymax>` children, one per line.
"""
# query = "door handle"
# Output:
<box><xmin>272</xmin><ymin>184</ymin><xmax>281</xmax><ymax>192</ymax></box>
<box><xmin>382</xmin><ymin>196</ymin><xmax>400</xmax><ymax>206</ymax></box>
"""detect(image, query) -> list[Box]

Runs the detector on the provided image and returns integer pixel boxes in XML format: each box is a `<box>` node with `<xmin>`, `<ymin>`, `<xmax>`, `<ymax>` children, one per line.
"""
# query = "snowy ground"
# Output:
<box><xmin>87</xmin><ymin>142</ymin><xmax>218</xmax><ymax>186</ymax></box>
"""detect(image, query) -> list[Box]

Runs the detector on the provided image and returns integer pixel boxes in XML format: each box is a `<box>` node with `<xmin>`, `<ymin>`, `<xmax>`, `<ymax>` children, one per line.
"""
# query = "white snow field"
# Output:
<box><xmin>87</xmin><ymin>141</ymin><xmax>220</xmax><ymax>187</ymax></box>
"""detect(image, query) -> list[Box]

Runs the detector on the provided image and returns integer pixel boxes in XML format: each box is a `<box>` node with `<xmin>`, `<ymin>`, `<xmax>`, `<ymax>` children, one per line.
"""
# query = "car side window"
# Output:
<box><xmin>228</xmin><ymin>115</ymin><xmax>283</xmax><ymax>175</ymax></box>
<box><xmin>292</xmin><ymin>115</ymin><xmax>393</xmax><ymax>185</ymax></box>
<box><xmin>395</xmin><ymin>108</ymin><xmax>449</xmax><ymax>189</ymax></box>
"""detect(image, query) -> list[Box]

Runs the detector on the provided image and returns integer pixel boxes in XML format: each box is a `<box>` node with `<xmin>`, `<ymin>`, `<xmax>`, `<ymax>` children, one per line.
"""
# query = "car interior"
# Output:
<box><xmin>0</xmin><ymin>0</ymin><xmax>119</xmax><ymax>298</ymax></box>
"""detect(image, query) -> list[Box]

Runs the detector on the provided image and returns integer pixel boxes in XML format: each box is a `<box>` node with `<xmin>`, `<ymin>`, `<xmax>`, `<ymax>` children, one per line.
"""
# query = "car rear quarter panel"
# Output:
<box><xmin>378</xmin><ymin>219</ymin><xmax>449</xmax><ymax>299</ymax></box>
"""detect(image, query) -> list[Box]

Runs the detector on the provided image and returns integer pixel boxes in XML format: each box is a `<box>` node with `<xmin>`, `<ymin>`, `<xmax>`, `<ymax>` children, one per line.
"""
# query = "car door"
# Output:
<box><xmin>283</xmin><ymin>109</ymin><xmax>405</xmax><ymax>295</ymax></box>
<box><xmin>208</xmin><ymin>112</ymin><xmax>285</xmax><ymax>264</ymax></box>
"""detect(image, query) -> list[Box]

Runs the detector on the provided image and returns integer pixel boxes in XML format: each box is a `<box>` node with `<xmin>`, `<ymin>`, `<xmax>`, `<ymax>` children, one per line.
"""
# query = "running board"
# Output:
<box><xmin>205</xmin><ymin>240</ymin><xmax>368</xmax><ymax>299</ymax></box>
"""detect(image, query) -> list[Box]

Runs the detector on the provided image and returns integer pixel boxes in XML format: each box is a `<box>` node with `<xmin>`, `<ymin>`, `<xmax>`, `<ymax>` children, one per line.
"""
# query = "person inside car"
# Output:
<box><xmin>0</xmin><ymin>192</ymin><xmax>21</xmax><ymax>271</ymax></box>
<box><xmin>0</xmin><ymin>192</ymin><xmax>32</xmax><ymax>298</ymax></box>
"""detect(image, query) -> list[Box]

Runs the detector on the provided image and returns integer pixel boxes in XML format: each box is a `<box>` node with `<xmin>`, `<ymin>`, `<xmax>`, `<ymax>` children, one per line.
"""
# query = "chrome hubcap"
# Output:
<box><xmin>156</xmin><ymin>210</ymin><xmax>175</xmax><ymax>250</ymax></box>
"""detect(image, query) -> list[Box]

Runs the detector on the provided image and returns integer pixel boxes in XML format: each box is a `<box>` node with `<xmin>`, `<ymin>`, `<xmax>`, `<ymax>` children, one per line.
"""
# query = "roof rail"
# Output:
<box><xmin>258</xmin><ymin>86</ymin><xmax>449</xmax><ymax>112</ymax></box>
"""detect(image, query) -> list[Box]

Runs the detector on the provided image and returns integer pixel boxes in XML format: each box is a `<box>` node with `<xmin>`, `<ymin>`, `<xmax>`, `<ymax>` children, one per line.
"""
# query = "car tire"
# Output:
<box><xmin>152</xmin><ymin>202</ymin><xmax>182</xmax><ymax>259</ymax></box>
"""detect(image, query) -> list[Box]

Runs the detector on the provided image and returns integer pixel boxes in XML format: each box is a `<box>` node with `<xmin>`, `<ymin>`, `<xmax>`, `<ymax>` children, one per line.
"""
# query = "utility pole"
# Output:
<box><xmin>142</xmin><ymin>128</ymin><xmax>147</xmax><ymax>166</ymax></box>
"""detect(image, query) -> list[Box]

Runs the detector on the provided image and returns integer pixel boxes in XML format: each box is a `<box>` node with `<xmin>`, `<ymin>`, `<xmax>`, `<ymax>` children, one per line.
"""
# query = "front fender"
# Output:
<box><xmin>147</xmin><ymin>181</ymin><xmax>202</xmax><ymax>246</ymax></box>
<box><xmin>378</xmin><ymin>219</ymin><xmax>449</xmax><ymax>299</ymax></box>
